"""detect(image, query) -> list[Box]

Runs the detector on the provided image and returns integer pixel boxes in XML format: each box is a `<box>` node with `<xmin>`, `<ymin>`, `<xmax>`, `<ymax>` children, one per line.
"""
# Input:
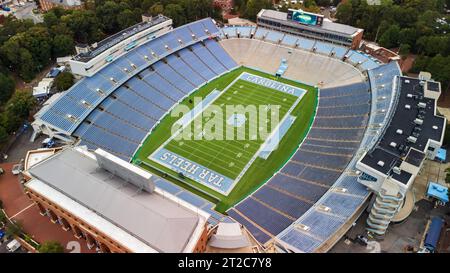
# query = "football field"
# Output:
<box><xmin>165</xmin><ymin>79</ymin><xmax>298</xmax><ymax>178</ymax></box>
<box><xmin>133</xmin><ymin>67</ymin><xmax>318</xmax><ymax>211</ymax></box>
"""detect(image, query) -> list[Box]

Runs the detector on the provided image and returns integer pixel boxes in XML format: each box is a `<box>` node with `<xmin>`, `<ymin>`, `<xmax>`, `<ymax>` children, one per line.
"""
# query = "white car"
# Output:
<box><xmin>6</xmin><ymin>239</ymin><xmax>21</xmax><ymax>252</ymax></box>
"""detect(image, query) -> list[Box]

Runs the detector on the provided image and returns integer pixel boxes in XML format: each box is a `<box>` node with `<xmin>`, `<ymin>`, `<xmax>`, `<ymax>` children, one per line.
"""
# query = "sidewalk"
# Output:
<box><xmin>0</xmin><ymin>163</ymin><xmax>95</xmax><ymax>253</ymax></box>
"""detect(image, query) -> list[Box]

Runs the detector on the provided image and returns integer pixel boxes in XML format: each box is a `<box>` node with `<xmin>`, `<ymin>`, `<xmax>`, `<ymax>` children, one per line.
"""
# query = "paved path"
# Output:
<box><xmin>0</xmin><ymin>163</ymin><xmax>95</xmax><ymax>253</ymax></box>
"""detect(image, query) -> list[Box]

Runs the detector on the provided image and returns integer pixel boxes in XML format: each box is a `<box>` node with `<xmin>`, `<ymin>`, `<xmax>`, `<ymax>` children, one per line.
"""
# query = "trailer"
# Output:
<box><xmin>424</xmin><ymin>217</ymin><xmax>444</xmax><ymax>252</ymax></box>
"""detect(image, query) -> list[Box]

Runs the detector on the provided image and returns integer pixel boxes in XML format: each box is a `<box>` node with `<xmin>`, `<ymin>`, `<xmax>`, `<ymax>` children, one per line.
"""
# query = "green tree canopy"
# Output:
<box><xmin>0</xmin><ymin>73</ymin><xmax>15</xmax><ymax>104</ymax></box>
<box><xmin>52</xmin><ymin>35</ymin><xmax>75</xmax><ymax>58</ymax></box>
<box><xmin>38</xmin><ymin>241</ymin><xmax>65</xmax><ymax>253</ymax></box>
<box><xmin>54</xmin><ymin>72</ymin><xmax>75</xmax><ymax>92</ymax></box>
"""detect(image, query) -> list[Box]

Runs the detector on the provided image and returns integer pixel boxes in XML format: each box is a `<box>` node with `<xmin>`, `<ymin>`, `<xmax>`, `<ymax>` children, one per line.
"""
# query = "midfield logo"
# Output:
<box><xmin>170</xmin><ymin>97</ymin><xmax>281</xmax><ymax>142</ymax></box>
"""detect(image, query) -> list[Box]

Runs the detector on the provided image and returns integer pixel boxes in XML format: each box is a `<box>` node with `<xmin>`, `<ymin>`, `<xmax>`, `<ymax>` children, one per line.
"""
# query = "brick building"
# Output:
<box><xmin>22</xmin><ymin>146</ymin><xmax>210</xmax><ymax>253</ymax></box>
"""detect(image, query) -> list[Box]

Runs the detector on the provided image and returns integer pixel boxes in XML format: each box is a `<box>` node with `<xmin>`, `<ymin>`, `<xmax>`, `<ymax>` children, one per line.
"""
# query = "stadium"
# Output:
<box><xmin>29</xmin><ymin>9</ymin><xmax>445</xmax><ymax>253</ymax></box>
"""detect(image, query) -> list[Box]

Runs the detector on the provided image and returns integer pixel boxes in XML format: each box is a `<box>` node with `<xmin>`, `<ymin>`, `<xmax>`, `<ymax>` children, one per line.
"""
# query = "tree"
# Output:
<box><xmin>38</xmin><ymin>241</ymin><xmax>65</xmax><ymax>253</ymax></box>
<box><xmin>163</xmin><ymin>4</ymin><xmax>186</xmax><ymax>27</ymax></box>
<box><xmin>5</xmin><ymin>221</ymin><xmax>23</xmax><ymax>238</ymax></box>
<box><xmin>18</xmin><ymin>49</ymin><xmax>36</xmax><ymax>82</ymax></box>
<box><xmin>117</xmin><ymin>9</ymin><xmax>138</xmax><ymax>30</ymax></box>
<box><xmin>54</xmin><ymin>72</ymin><xmax>75</xmax><ymax>92</ymax></box>
<box><xmin>378</xmin><ymin>24</ymin><xmax>400</xmax><ymax>49</ymax></box>
<box><xmin>43</xmin><ymin>11</ymin><xmax>59</xmax><ymax>28</ymax></box>
<box><xmin>335</xmin><ymin>1</ymin><xmax>353</xmax><ymax>25</ymax></box>
<box><xmin>149</xmin><ymin>3</ymin><xmax>164</xmax><ymax>16</ymax></box>
<box><xmin>0</xmin><ymin>209</ymin><xmax>6</xmax><ymax>226</ymax></box>
<box><xmin>399</xmin><ymin>44</ymin><xmax>411</xmax><ymax>57</ymax></box>
<box><xmin>62</xmin><ymin>10</ymin><xmax>103</xmax><ymax>44</ymax></box>
<box><xmin>52</xmin><ymin>35</ymin><xmax>74</xmax><ymax>58</ymax></box>
<box><xmin>0</xmin><ymin>125</ymin><xmax>8</xmax><ymax>145</ymax></box>
<box><xmin>96</xmin><ymin>1</ymin><xmax>122</xmax><ymax>34</ymax></box>
<box><xmin>244</xmin><ymin>0</ymin><xmax>271</xmax><ymax>21</ymax></box>
<box><xmin>0</xmin><ymin>73</ymin><xmax>15</xmax><ymax>104</ymax></box>
<box><xmin>5</xmin><ymin>90</ymin><xmax>36</xmax><ymax>121</ymax></box>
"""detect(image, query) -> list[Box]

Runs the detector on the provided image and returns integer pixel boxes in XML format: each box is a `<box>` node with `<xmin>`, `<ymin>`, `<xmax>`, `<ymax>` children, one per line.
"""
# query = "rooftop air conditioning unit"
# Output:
<box><xmin>393</xmin><ymin>166</ymin><xmax>401</xmax><ymax>175</ymax></box>
<box><xmin>377</xmin><ymin>161</ymin><xmax>385</xmax><ymax>167</ymax></box>
<box><xmin>295</xmin><ymin>224</ymin><xmax>310</xmax><ymax>232</ymax></box>
<box><xmin>81</xmin><ymin>100</ymin><xmax>90</xmax><ymax>107</ymax></box>
<box><xmin>418</xmin><ymin>102</ymin><xmax>426</xmax><ymax>108</ymax></box>
<box><xmin>432</xmin><ymin>125</ymin><xmax>439</xmax><ymax>130</ymax></box>
<box><xmin>414</xmin><ymin>118</ymin><xmax>423</xmax><ymax>125</ymax></box>
<box><xmin>405</xmin><ymin>104</ymin><xmax>411</xmax><ymax>109</ymax></box>
<box><xmin>123</xmin><ymin>68</ymin><xmax>128</xmax><ymax>73</ymax></box>
<box><xmin>318</xmin><ymin>205</ymin><xmax>331</xmax><ymax>213</ymax></box>
<box><xmin>407</xmin><ymin>94</ymin><xmax>413</xmax><ymax>98</ymax></box>
<box><xmin>66</xmin><ymin>114</ymin><xmax>76</xmax><ymax>121</ymax></box>
<box><xmin>396</xmin><ymin>129</ymin><xmax>403</xmax><ymax>135</ymax></box>
<box><xmin>96</xmin><ymin>88</ymin><xmax>104</xmax><ymax>95</ymax></box>
<box><xmin>405</xmin><ymin>79</ymin><xmax>410</xmax><ymax>83</ymax></box>
<box><xmin>407</xmin><ymin>136</ymin><xmax>417</xmax><ymax>143</ymax></box>
<box><xmin>144</xmin><ymin>55</ymin><xmax>149</xmax><ymax>60</ymax></box>
<box><xmin>164</xmin><ymin>45</ymin><xmax>169</xmax><ymax>49</ymax></box>
<box><xmin>335</xmin><ymin>187</ymin><xmax>348</xmax><ymax>193</ymax></box>
<box><xmin>131</xmin><ymin>63</ymin><xmax>136</xmax><ymax>69</ymax></box>
<box><xmin>390</xmin><ymin>142</ymin><xmax>397</xmax><ymax>148</ymax></box>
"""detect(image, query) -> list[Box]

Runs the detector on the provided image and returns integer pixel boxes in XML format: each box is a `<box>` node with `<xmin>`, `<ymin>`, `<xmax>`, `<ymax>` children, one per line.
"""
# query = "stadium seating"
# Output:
<box><xmin>227</xmin><ymin>80</ymin><xmax>371</xmax><ymax>246</ymax></box>
<box><xmin>37</xmin><ymin>18</ymin><xmax>221</xmax><ymax>135</ymax></box>
<box><xmin>275</xmin><ymin>62</ymin><xmax>401</xmax><ymax>253</ymax></box>
<box><xmin>70</xmin><ymin>24</ymin><xmax>237</xmax><ymax>161</ymax></box>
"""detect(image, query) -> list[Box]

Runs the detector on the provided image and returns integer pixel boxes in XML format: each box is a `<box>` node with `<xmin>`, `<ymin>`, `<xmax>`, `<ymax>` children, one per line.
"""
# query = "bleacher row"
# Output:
<box><xmin>220</xmin><ymin>26</ymin><xmax>381</xmax><ymax>71</ymax></box>
<box><xmin>227</xmin><ymin>80</ymin><xmax>371</xmax><ymax>246</ymax></box>
<box><xmin>74</xmin><ymin>38</ymin><xmax>237</xmax><ymax>160</ymax></box>
<box><xmin>37</xmin><ymin>18</ymin><xmax>222</xmax><ymax>135</ymax></box>
<box><xmin>274</xmin><ymin>61</ymin><xmax>402</xmax><ymax>253</ymax></box>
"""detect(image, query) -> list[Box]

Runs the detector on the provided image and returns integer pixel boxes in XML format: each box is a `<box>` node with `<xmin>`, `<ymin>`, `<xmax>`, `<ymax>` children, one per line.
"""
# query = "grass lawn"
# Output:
<box><xmin>133</xmin><ymin>66</ymin><xmax>318</xmax><ymax>213</ymax></box>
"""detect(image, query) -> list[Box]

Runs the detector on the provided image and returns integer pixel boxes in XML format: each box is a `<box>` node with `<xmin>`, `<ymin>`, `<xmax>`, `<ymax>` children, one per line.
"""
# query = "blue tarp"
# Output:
<box><xmin>424</xmin><ymin>217</ymin><xmax>444</xmax><ymax>251</ymax></box>
<box><xmin>427</xmin><ymin>182</ymin><xmax>449</xmax><ymax>203</ymax></box>
<box><xmin>436</xmin><ymin>148</ymin><xmax>446</xmax><ymax>162</ymax></box>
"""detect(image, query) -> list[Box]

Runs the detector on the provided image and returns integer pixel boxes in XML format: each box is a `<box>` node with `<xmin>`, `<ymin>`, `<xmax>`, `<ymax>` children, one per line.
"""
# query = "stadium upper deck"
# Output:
<box><xmin>257</xmin><ymin>9</ymin><xmax>363</xmax><ymax>49</ymax></box>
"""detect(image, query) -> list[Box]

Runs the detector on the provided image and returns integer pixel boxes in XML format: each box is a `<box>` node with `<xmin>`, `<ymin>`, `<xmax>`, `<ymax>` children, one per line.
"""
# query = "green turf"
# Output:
<box><xmin>132</xmin><ymin>66</ymin><xmax>318</xmax><ymax>213</ymax></box>
<box><xmin>163</xmin><ymin>78</ymin><xmax>298</xmax><ymax>180</ymax></box>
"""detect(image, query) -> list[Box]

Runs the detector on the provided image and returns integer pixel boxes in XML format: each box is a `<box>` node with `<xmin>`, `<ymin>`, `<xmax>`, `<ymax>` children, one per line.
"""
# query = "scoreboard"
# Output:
<box><xmin>287</xmin><ymin>9</ymin><xmax>324</xmax><ymax>26</ymax></box>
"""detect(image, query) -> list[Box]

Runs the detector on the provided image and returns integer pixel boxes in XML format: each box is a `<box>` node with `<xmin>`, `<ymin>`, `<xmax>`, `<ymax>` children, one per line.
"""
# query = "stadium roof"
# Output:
<box><xmin>258</xmin><ymin>9</ymin><xmax>362</xmax><ymax>36</ymax></box>
<box><xmin>360</xmin><ymin>76</ymin><xmax>445</xmax><ymax>181</ymax></box>
<box><xmin>73</xmin><ymin>15</ymin><xmax>171</xmax><ymax>62</ymax></box>
<box><xmin>26</xmin><ymin>147</ymin><xmax>205</xmax><ymax>253</ymax></box>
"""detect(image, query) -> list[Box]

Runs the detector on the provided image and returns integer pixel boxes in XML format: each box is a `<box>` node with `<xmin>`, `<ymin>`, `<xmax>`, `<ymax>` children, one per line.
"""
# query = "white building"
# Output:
<box><xmin>69</xmin><ymin>15</ymin><xmax>173</xmax><ymax>77</ymax></box>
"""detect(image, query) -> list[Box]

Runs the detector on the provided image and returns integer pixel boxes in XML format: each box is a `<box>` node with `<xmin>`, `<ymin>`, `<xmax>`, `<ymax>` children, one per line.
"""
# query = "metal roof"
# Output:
<box><xmin>27</xmin><ymin>147</ymin><xmax>201</xmax><ymax>253</ymax></box>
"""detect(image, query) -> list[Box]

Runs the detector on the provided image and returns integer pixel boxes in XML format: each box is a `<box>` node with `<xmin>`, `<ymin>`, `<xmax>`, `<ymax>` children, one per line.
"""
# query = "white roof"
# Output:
<box><xmin>217</xmin><ymin>222</ymin><xmax>242</xmax><ymax>237</ymax></box>
<box><xmin>26</xmin><ymin>147</ymin><xmax>207</xmax><ymax>252</ymax></box>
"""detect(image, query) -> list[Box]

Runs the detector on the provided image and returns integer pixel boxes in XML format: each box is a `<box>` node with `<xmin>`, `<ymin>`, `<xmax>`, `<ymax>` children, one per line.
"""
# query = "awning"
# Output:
<box><xmin>427</xmin><ymin>182</ymin><xmax>449</xmax><ymax>203</ymax></box>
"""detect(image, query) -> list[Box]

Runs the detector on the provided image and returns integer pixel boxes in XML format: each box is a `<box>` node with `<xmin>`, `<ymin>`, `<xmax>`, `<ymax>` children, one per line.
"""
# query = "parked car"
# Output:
<box><xmin>6</xmin><ymin>239</ymin><xmax>21</xmax><ymax>252</ymax></box>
